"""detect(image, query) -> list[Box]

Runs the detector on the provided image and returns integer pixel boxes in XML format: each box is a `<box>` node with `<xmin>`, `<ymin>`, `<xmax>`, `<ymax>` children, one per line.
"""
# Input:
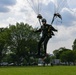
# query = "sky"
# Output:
<box><xmin>0</xmin><ymin>0</ymin><xmax>76</xmax><ymax>54</ymax></box>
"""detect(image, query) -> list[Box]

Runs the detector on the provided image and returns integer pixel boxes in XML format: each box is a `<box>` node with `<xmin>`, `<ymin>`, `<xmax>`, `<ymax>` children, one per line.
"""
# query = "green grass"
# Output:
<box><xmin>0</xmin><ymin>66</ymin><xmax>76</xmax><ymax>75</ymax></box>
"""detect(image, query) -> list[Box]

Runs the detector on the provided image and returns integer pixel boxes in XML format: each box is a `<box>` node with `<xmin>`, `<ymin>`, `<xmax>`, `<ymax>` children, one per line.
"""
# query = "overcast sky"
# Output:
<box><xmin>0</xmin><ymin>0</ymin><xmax>76</xmax><ymax>54</ymax></box>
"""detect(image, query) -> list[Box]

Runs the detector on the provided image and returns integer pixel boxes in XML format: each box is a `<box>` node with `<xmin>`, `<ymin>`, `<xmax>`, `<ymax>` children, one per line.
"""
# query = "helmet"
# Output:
<box><xmin>42</xmin><ymin>18</ymin><xmax>47</xmax><ymax>23</ymax></box>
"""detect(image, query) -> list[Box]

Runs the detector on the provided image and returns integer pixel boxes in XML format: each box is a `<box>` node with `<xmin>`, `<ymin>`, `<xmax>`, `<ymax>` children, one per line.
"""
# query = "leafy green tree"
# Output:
<box><xmin>7</xmin><ymin>22</ymin><xmax>40</xmax><ymax>65</ymax></box>
<box><xmin>53</xmin><ymin>47</ymin><xmax>71</xmax><ymax>59</ymax></box>
<box><xmin>0</xmin><ymin>28</ymin><xmax>10</xmax><ymax>64</ymax></box>
<box><xmin>53</xmin><ymin>50</ymin><xmax>60</xmax><ymax>59</ymax></box>
<box><xmin>60</xmin><ymin>50</ymin><xmax>76</xmax><ymax>65</ymax></box>
<box><xmin>72</xmin><ymin>39</ymin><xmax>76</xmax><ymax>50</ymax></box>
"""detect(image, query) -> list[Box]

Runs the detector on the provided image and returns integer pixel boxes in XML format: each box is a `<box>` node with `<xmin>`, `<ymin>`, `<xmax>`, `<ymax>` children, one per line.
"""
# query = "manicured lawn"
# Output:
<box><xmin>0</xmin><ymin>66</ymin><xmax>76</xmax><ymax>75</ymax></box>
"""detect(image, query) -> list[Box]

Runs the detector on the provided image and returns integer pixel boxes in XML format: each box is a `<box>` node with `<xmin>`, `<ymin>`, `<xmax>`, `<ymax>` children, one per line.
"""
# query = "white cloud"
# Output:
<box><xmin>67</xmin><ymin>0</ymin><xmax>76</xmax><ymax>9</ymax></box>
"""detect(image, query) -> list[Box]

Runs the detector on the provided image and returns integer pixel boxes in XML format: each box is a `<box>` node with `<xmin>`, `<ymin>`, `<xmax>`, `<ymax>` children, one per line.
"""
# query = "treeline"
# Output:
<box><xmin>0</xmin><ymin>22</ymin><xmax>76</xmax><ymax>66</ymax></box>
<box><xmin>52</xmin><ymin>39</ymin><xmax>76</xmax><ymax>65</ymax></box>
<box><xmin>0</xmin><ymin>22</ymin><xmax>40</xmax><ymax>66</ymax></box>
<box><xmin>53</xmin><ymin>44</ymin><xmax>76</xmax><ymax>65</ymax></box>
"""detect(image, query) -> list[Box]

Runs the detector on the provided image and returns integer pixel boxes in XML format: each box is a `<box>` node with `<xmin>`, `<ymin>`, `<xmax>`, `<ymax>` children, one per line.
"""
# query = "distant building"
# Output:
<box><xmin>53</xmin><ymin>59</ymin><xmax>60</xmax><ymax>65</ymax></box>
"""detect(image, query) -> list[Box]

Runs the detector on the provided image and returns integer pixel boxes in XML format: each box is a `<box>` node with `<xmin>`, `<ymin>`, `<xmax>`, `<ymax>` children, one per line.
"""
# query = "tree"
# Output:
<box><xmin>60</xmin><ymin>50</ymin><xmax>76</xmax><ymax>65</ymax></box>
<box><xmin>72</xmin><ymin>39</ymin><xmax>76</xmax><ymax>50</ymax></box>
<box><xmin>7</xmin><ymin>22</ymin><xmax>40</xmax><ymax>65</ymax></box>
<box><xmin>53</xmin><ymin>47</ymin><xmax>69</xmax><ymax>59</ymax></box>
<box><xmin>0</xmin><ymin>28</ymin><xmax>10</xmax><ymax>64</ymax></box>
<box><xmin>53</xmin><ymin>50</ymin><xmax>60</xmax><ymax>59</ymax></box>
